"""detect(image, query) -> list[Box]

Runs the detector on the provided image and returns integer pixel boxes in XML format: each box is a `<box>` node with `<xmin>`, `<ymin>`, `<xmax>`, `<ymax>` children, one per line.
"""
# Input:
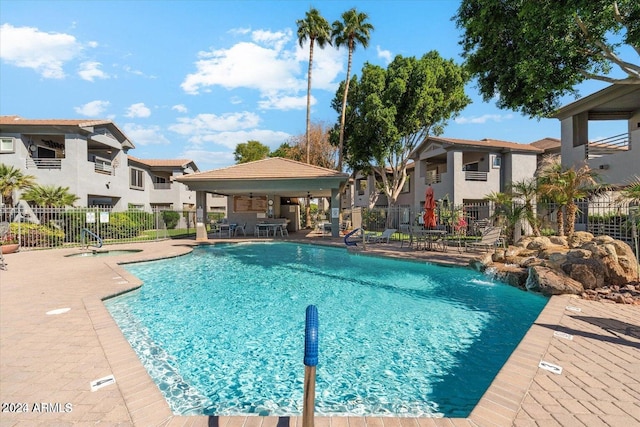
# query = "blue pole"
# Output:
<box><xmin>303</xmin><ymin>305</ymin><xmax>318</xmax><ymax>427</ymax></box>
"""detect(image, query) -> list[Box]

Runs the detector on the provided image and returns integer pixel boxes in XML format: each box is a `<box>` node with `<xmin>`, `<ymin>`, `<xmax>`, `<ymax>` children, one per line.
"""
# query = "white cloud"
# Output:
<box><xmin>169</xmin><ymin>113</ymin><xmax>288</xmax><ymax>151</ymax></box>
<box><xmin>169</xmin><ymin>112</ymin><xmax>261</xmax><ymax>135</ymax></box>
<box><xmin>258</xmin><ymin>94</ymin><xmax>312</xmax><ymax>111</ymax></box>
<box><xmin>180</xmin><ymin>149</ymin><xmax>236</xmax><ymax>171</ymax></box>
<box><xmin>78</xmin><ymin>61</ymin><xmax>109</xmax><ymax>81</ymax></box>
<box><xmin>229</xmin><ymin>96</ymin><xmax>243</xmax><ymax>105</ymax></box>
<box><xmin>196</xmin><ymin>129</ymin><xmax>291</xmax><ymax>150</ymax></box>
<box><xmin>0</xmin><ymin>23</ymin><xmax>90</xmax><ymax>79</ymax></box>
<box><xmin>455</xmin><ymin>114</ymin><xmax>514</xmax><ymax>124</ymax></box>
<box><xmin>376</xmin><ymin>45</ymin><xmax>392</xmax><ymax>64</ymax></box>
<box><xmin>229</xmin><ymin>27</ymin><xmax>251</xmax><ymax>36</ymax></box>
<box><xmin>74</xmin><ymin>100</ymin><xmax>110</xmax><ymax>117</ymax></box>
<box><xmin>180</xmin><ymin>27</ymin><xmax>344</xmax><ymax>111</ymax></box>
<box><xmin>125</xmin><ymin>102</ymin><xmax>151</xmax><ymax>118</ymax></box>
<box><xmin>123</xmin><ymin>123</ymin><xmax>171</xmax><ymax>146</ymax></box>
<box><xmin>172</xmin><ymin>104</ymin><xmax>188</xmax><ymax>113</ymax></box>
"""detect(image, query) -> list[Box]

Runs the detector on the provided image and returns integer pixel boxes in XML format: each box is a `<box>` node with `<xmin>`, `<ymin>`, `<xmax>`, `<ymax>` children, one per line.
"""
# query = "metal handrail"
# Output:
<box><xmin>80</xmin><ymin>228</ymin><xmax>103</xmax><ymax>249</ymax></box>
<box><xmin>586</xmin><ymin>133</ymin><xmax>629</xmax><ymax>159</ymax></box>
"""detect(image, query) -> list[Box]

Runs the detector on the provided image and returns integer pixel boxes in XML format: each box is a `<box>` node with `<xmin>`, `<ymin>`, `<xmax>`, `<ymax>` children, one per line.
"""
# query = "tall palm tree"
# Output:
<box><xmin>485</xmin><ymin>190</ymin><xmax>525</xmax><ymax>245</ymax></box>
<box><xmin>510</xmin><ymin>178</ymin><xmax>541</xmax><ymax>237</ymax></box>
<box><xmin>22</xmin><ymin>184</ymin><xmax>79</xmax><ymax>207</ymax></box>
<box><xmin>0</xmin><ymin>163</ymin><xmax>36</xmax><ymax>207</ymax></box>
<box><xmin>296</xmin><ymin>8</ymin><xmax>332</xmax><ymax>165</ymax></box>
<box><xmin>332</xmin><ymin>8</ymin><xmax>374</xmax><ymax>172</ymax></box>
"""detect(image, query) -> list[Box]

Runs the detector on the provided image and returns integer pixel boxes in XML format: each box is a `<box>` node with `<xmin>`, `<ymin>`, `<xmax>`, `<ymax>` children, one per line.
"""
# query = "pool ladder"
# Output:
<box><xmin>80</xmin><ymin>228</ymin><xmax>103</xmax><ymax>250</ymax></box>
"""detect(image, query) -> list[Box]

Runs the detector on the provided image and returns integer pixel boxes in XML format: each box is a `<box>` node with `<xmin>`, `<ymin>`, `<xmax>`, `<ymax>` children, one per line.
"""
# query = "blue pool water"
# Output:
<box><xmin>105</xmin><ymin>242</ymin><xmax>548</xmax><ymax>418</ymax></box>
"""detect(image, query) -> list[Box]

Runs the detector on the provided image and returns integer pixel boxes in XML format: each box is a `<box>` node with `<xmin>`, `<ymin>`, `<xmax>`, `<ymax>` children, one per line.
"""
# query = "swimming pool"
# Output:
<box><xmin>105</xmin><ymin>242</ymin><xmax>548</xmax><ymax>417</ymax></box>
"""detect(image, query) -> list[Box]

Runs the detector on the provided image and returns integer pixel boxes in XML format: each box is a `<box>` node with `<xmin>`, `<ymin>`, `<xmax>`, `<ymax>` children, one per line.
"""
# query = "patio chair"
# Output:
<box><xmin>234</xmin><ymin>222</ymin><xmax>247</xmax><ymax>237</ymax></box>
<box><xmin>465</xmin><ymin>226</ymin><xmax>502</xmax><ymax>252</ymax></box>
<box><xmin>367</xmin><ymin>228</ymin><xmax>397</xmax><ymax>244</ymax></box>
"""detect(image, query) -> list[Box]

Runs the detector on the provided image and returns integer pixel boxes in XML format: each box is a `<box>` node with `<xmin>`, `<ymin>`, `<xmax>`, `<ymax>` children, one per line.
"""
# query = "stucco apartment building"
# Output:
<box><xmin>0</xmin><ymin>116</ymin><xmax>225</xmax><ymax>213</ymax></box>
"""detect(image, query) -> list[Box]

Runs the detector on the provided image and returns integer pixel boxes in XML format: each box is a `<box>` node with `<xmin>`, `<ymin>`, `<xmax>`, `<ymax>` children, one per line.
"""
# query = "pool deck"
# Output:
<box><xmin>1</xmin><ymin>234</ymin><xmax>639</xmax><ymax>427</ymax></box>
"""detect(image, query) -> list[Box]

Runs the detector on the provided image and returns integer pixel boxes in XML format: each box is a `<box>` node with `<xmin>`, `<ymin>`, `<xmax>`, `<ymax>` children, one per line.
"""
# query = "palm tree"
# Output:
<box><xmin>296</xmin><ymin>7</ymin><xmax>332</xmax><ymax>165</ymax></box>
<box><xmin>618</xmin><ymin>175</ymin><xmax>640</xmax><ymax>204</ymax></box>
<box><xmin>485</xmin><ymin>190</ymin><xmax>525</xmax><ymax>245</ymax></box>
<box><xmin>332</xmin><ymin>8</ymin><xmax>374</xmax><ymax>172</ymax></box>
<box><xmin>22</xmin><ymin>185</ymin><xmax>79</xmax><ymax>207</ymax></box>
<box><xmin>0</xmin><ymin>163</ymin><xmax>36</xmax><ymax>207</ymax></box>
<box><xmin>537</xmin><ymin>155</ymin><xmax>600</xmax><ymax>236</ymax></box>
<box><xmin>510</xmin><ymin>178</ymin><xmax>541</xmax><ymax>237</ymax></box>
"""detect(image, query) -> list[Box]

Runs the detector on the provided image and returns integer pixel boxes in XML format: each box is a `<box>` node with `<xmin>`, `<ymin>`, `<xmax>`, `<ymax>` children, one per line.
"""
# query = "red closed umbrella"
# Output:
<box><xmin>423</xmin><ymin>186</ymin><xmax>437</xmax><ymax>228</ymax></box>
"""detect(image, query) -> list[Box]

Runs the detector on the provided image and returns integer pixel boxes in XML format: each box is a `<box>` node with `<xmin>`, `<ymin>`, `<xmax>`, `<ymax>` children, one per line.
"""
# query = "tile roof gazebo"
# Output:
<box><xmin>175</xmin><ymin>157</ymin><xmax>349</xmax><ymax>237</ymax></box>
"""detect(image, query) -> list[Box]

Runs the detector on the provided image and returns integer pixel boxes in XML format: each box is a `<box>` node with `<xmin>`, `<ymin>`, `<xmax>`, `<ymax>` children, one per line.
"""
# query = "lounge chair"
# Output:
<box><xmin>465</xmin><ymin>226</ymin><xmax>502</xmax><ymax>252</ymax></box>
<box><xmin>367</xmin><ymin>228</ymin><xmax>397</xmax><ymax>244</ymax></box>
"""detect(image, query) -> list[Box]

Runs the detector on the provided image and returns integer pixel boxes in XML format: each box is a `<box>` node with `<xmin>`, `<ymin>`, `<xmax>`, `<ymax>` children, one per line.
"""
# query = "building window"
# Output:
<box><xmin>130</xmin><ymin>167</ymin><xmax>144</xmax><ymax>190</ymax></box>
<box><xmin>357</xmin><ymin>179</ymin><xmax>367</xmax><ymax>195</ymax></box>
<box><xmin>492</xmin><ymin>155</ymin><xmax>502</xmax><ymax>168</ymax></box>
<box><xmin>401</xmin><ymin>175</ymin><xmax>410</xmax><ymax>193</ymax></box>
<box><xmin>0</xmin><ymin>137</ymin><xmax>15</xmax><ymax>153</ymax></box>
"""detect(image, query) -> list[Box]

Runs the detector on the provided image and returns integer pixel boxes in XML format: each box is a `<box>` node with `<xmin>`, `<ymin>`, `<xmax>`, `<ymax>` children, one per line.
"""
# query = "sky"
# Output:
<box><xmin>0</xmin><ymin>0</ymin><xmax>623</xmax><ymax>172</ymax></box>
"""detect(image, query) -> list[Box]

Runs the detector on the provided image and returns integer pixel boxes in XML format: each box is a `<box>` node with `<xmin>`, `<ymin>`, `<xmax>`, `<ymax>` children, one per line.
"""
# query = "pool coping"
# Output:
<box><xmin>3</xmin><ymin>237</ymin><xmax>638</xmax><ymax>426</ymax></box>
<box><xmin>87</xmin><ymin>240</ymin><xmax>563</xmax><ymax>427</ymax></box>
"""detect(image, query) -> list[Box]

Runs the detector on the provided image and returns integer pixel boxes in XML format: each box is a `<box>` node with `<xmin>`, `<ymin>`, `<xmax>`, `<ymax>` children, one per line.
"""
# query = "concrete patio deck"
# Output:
<box><xmin>1</xmin><ymin>234</ymin><xmax>638</xmax><ymax>426</ymax></box>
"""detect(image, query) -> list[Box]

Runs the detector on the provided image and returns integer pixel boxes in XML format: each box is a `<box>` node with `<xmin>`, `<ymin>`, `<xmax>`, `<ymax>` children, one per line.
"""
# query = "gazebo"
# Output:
<box><xmin>175</xmin><ymin>157</ymin><xmax>349</xmax><ymax>237</ymax></box>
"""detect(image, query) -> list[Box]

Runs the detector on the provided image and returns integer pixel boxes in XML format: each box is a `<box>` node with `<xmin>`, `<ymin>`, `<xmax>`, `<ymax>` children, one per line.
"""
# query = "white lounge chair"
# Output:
<box><xmin>367</xmin><ymin>228</ymin><xmax>397</xmax><ymax>244</ymax></box>
<box><xmin>465</xmin><ymin>226</ymin><xmax>502</xmax><ymax>252</ymax></box>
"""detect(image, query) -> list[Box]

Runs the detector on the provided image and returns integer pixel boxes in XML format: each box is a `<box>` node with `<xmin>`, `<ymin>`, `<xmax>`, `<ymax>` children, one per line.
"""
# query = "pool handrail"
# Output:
<box><xmin>303</xmin><ymin>305</ymin><xmax>318</xmax><ymax>427</ymax></box>
<box><xmin>80</xmin><ymin>228</ymin><xmax>103</xmax><ymax>249</ymax></box>
<box><xmin>344</xmin><ymin>228</ymin><xmax>361</xmax><ymax>246</ymax></box>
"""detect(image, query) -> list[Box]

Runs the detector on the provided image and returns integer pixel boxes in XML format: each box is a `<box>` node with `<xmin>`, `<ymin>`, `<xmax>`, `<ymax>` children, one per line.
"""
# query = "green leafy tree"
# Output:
<box><xmin>333</xmin><ymin>52</ymin><xmax>470</xmax><ymax>208</ymax></box>
<box><xmin>233</xmin><ymin>140</ymin><xmax>270</xmax><ymax>164</ymax></box>
<box><xmin>22</xmin><ymin>184</ymin><xmax>79</xmax><ymax>207</ymax></box>
<box><xmin>0</xmin><ymin>163</ymin><xmax>36</xmax><ymax>207</ymax></box>
<box><xmin>297</xmin><ymin>7</ymin><xmax>332</xmax><ymax>164</ymax></box>
<box><xmin>332</xmin><ymin>7</ymin><xmax>374</xmax><ymax>172</ymax></box>
<box><xmin>456</xmin><ymin>0</ymin><xmax>640</xmax><ymax>117</ymax></box>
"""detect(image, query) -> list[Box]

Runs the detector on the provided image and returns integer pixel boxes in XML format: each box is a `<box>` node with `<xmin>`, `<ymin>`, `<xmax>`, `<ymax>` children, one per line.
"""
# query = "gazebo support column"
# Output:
<box><xmin>331</xmin><ymin>188</ymin><xmax>340</xmax><ymax>238</ymax></box>
<box><xmin>195</xmin><ymin>191</ymin><xmax>208</xmax><ymax>241</ymax></box>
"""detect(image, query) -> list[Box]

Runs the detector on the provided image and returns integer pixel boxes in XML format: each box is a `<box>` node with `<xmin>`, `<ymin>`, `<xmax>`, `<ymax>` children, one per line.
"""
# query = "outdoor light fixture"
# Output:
<box><xmin>249</xmin><ymin>192</ymin><xmax>253</xmax><ymax>199</ymax></box>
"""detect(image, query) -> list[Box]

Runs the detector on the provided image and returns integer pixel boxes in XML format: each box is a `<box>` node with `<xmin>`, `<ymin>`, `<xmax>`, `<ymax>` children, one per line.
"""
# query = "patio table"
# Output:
<box><xmin>414</xmin><ymin>229</ymin><xmax>447</xmax><ymax>251</ymax></box>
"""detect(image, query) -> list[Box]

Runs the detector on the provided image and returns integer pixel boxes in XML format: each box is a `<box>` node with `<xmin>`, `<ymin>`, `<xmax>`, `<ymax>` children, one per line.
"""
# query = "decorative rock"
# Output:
<box><xmin>477</xmin><ymin>231</ymin><xmax>639</xmax><ymax>304</ymax></box>
<box><xmin>567</xmin><ymin>231</ymin><xmax>594</xmax><ymax>248</ymax></box>
<box><xmin>526</xmin><ymin>266</ymin><xmax>584</xmax><ymax>296</ymax></box>
<box><xmin>526</xmin><ymin>236</ymin><xmax>552</xmax><ymax>251</ymax></box>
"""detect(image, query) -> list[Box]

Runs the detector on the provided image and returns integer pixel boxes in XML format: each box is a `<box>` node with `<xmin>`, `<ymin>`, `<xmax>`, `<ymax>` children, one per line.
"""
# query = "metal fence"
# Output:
<box><xmin>1</xmin><ymin>205</ymin><xmax>223</xmax><ymax>251</ymax></box>
<box><xmin>349</xmin><ymin>196</ymin><xmax>639</xmax><ymax>259</ymax></box>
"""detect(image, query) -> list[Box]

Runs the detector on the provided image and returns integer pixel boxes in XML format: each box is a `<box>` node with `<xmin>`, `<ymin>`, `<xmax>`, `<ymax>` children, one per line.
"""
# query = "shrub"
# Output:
<box><xmin>162</xmin><ymin>211</ymin><xmax>180</xmax><ymax>229</ymax></box>
<box><xmin>9</xmin><ymin>222</ymin><xmax>65</xmax><ymax>247</ymax></box>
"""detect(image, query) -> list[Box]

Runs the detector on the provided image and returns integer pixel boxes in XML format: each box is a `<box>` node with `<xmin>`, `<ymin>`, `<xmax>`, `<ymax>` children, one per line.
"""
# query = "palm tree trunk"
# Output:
<box><xmin>337</xmin><ymin>41</ymin><xmax>354</xmax><ymax>173</ymax></box>
<box><xmin>557</xmin><ymin>207</ymin><xmax>565</xmax><ymax>237</ymax></box>
<box><xmin>306</xmin><ymin>39</ymin><xmax>314</xmax><ymax>165</ymax></box>
<box><xmin>565</xmin><ymin>201</ymin><xmax>577</xmax><ymax>235</ymax></box>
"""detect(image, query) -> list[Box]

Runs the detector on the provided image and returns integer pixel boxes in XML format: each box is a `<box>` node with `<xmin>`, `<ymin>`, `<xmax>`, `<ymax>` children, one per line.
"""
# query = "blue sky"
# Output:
<box><xmin>0</xmin><ymin>0</ymin><xmax>620</xmax><ymax>171</ymax></box>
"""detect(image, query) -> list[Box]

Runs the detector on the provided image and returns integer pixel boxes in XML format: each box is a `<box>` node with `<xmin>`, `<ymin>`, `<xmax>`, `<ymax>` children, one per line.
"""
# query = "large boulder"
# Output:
<box><xmin>526</xmin><ymin>265</ymin><xmax>584</xmax><ymax>296</ymax></box>
<box><xmin>567</xmin><ymin>231</ymin><xmax>594</xmax><ymax>248</ymax></box>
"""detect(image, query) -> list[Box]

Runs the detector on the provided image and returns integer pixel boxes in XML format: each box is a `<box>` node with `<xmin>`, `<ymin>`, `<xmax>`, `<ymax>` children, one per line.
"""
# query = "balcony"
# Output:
<box><xmin>586</xmin><ymin>133</ymin><xmax>629</xmax><ymax>159</ymax></box>
<box><xmin>94</xmin><ymin>162</ymin><xmax>114</xmax><ymax>175</ymax></box>
<box><xmin>465</xmin><ymin>171</ymin><xmax>488</xmax><ymax>181</ymax></box>
<box><xmin>425</xmin><ymin>170</ymin><xmax>442</xmax><ymax>184</ymax></box>
<box><xmin>153</xmin><ymin>182</ymin><xmax>172</xmax><ymax>190</ymax></box>
<box><xmin>26</xmin><ymin>158</ymin><xmax>62</xmax><ymax>170</ymax></box>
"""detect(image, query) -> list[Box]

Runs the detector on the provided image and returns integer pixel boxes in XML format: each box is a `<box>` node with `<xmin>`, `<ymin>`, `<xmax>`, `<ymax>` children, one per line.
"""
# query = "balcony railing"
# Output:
<box><xmin>94</xmin><ymin>162</ymin><xmax>114</xmax><ymax>175</ymax></box>
<box><xmin>465</xmin><ymin>171</ymin><xmax>487</xmax><ymax>181</ymax></box>
<box><xmin>425</xmin><ymin>171</ymin><xmax>442</xmax><ymax>184</ymax></box>
<box><xmin>153</xmin><ymin>182</ymin><xmax>172</xmax><ymax>190</ymax></box>
<box><xmin>26</xmin><ymin>158</ymin><xmax>62</xmax><ymax>170</ymax></box>
<box><xmin>586</xmin><ymin>133</ymin><xmax>629</xmax><ymax>159</ymax></box>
